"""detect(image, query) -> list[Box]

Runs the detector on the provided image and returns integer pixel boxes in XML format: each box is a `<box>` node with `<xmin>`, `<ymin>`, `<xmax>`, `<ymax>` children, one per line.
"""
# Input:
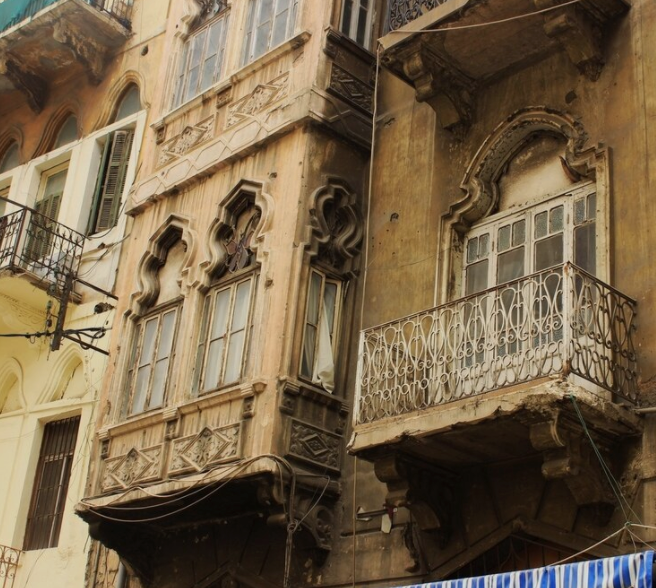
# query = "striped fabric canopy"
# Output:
<box><xmin>401</xmin><ymin>552</ymin><xmax>654</xmax><ymax>588</ymax></box>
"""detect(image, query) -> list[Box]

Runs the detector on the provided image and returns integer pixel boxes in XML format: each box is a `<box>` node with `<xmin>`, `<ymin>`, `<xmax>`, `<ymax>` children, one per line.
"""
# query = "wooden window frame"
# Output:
<box><xmin>299</xmin><ymin>267</ymin><xmax>343</xmax><ymax>392</ymax></box>
<box><xmin>171</xmin><ymin>8</ymin><xmax>230</xmax><ymax>109</ymax></box>
<box><xmin>126</xmin><ymin>302</ymin><xmax>181</xmax><ymax>415</ymax></box>
<box><xmin>193</xmin><ymin>272</ymin><xmax>258</xmax><ymax>395</ymax></box>
<box><xmin>241</xmin><ymin>0</ymin><xmax>298</xmax><ymax>66</ymax></box>
<box><xmin>339</xmin><ymin>0</ymin><xmax>374</xmax><ymax>48</ymax></box>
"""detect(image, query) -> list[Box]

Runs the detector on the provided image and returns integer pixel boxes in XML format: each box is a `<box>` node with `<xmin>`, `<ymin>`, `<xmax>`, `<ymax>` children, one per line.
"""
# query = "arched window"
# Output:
<box><xmin>0</xmin><ymin>142</ymin><xmax>19</xmax><ymax>173</ymax></box>
<box><xmin>53</xmin><ymin>115</ymin><xmax>78</xmax><ymax>149</ymax></box>
<box><xmin>113</xmin><ymin>84</ymin><xmax>141</xmax><ymax>121</ymax></box>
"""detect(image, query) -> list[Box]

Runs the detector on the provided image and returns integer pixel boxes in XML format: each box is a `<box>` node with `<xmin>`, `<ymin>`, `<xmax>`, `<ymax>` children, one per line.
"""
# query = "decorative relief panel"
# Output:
<box><xmin>226</xmin><ymin>73</ymin><xmax>290</xmax><ymax>128</ymax></box>
<box><xmin>157</xmin><ymin>115</ymin><xmax>215</xmax><ymax>167</ymax></box>
<box><xmin>287</xmin><ymin>419</ymin><xmax>341</xmax><ymax>473</ymax></box>
<box><xmin>169</xmin><ymin>423</ymin><xmax>241</xmax><ymax>475</ymax></box>
<box><xmin>101</xmin><ymin>445</ymin><xmax>163</xmax><ymax>491</ymax></box>
<box><xmin>328</xmin><ymin>63</ymin><xmax>373</xmax><ymax>113</ymax></box>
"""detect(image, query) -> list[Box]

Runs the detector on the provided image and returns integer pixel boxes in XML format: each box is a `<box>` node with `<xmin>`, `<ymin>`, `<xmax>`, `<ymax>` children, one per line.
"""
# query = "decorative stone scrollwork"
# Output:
<box><xmin>169</xmin><ymin>423</ymin><xmax>241</xmax><ymax>474</ymax></box>
<box><xmin>226</xmin><ymin>73</ymin><xmax>290</xmax><ymax>128</ymax></box>
<box><xmin>102</xmin><ymin>445</ymin><xmax>163</xmax><ymax>491</ymax></box>
<box><xmin>157</xmin><ymin>115</ymin><xmax>215</xmax><ymax>167</ymax></box>
<box><xmin>203</xmin><ymin>180</ymin><xmax>272</xmax><ymax>283</ymax></box>
<box><xmin>287</xmin><ymin>419</ymin><xmax>341</xmax><ymax>473</ymax></box>
<box><xmin>529</xmin><ymin>411</ymin><xmax>615</xmax><ymax>518</ymax></box>
<box><xmin>308</xmin><ymin>178</ymin><xmax>364</xmax><ymax>274</ymax></box>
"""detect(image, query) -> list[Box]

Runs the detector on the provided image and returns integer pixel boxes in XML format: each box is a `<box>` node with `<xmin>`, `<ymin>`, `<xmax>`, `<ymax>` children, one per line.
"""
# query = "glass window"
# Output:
<box><xmin>127</xmin><ymin>307</ymin><xmax>179</xmax><ymax>414</ymax></box>
<box><xmin>0</xmin><ymin>142</ymin><xmax>19</xmax><ymax>173</ymax></box>
<box><xmin>114</xmin><ymin>85</ymin><xmax>141</xmax><ymax>121</ymax></box>
<box><xmin>300</xmin><ymin>269</ymin><xmax>341</xmax><ymax>393</ymax></box>
<box><xmin>193</xmin><ymin>275</ymin><xmax>256</xmax><ymax>394</ymax></box>
<box><xmin>340</xmin><ymin>0</ymin><xmax>373</xmax><ymax>48</ymax></box>
<box><xmin>24</xmin><ymin>416</ymin><xmax>80</xmax><ymax>550</ymax></box>
<box><xmin>172</xmin><ymin>10</ymin><xmax>230</xmax><ymax>109</ymax></box>
<box><xmin>242</xmin><ymin>0</ymin><xmax>298</xmax><ymax>65</ymax></box>
<box><xmin>54</xmin><ymin>116</ymin><xmax>78</xmax><ymax>149</ymax></box>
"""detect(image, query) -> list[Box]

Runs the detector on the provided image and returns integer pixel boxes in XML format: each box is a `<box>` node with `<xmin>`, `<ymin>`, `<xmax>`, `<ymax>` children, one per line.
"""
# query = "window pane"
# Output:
<box><xmin>356</xmin><ymin>0</ymin><xmax>370</xmax><ymax>45</ymax></box>
<box><xmin>340</xmin><ymin>0</ymin><xmax>354</xmax><ymax>35</ymax></box>
<box><xmin>184</xmin><ymin>30</ymin><xmax>206</xmax><ymax>101</ymax></box>
<box><xmin>139</xmin><ymin>318</ymin><xmax>158</xmax><ymax>367</ymax></box>
<box><xmin>231</xmin><ymin>279</ymin><xmax>252</xmax><ymax>331</ymax></box>
<box><xmin>301</xmin><ymin>325</ymin><xmax>317</xmax><ymax>377</ymax></box>
<box><xmin>497</xmin><ymin>247</ymin><xmax>524</xmax><ymax>284</ymax></box>
<box><xmin>587</xmin><ymin>193</ymin><xmax>596</xmax><ymax>220</ymax></box>
<box><xmin>204</xmin><ymin>338</ymin><xmax>225</xmax><ymax>391</ymax></box>
<box><xmin>131</xmin><ymin>366</ymin><xmax>150</xmax><ymax>413</ymax></box>
<box><xmin>254</xmin><ymin>0</ymin><xmax>274</xmax><ymax>59</ymax></box>
<box><xmin>466</xmin><ymin>259</ymin><xmax>488</xmax><ymax>295</ymax></box>
<box><xmin>498</xmin><ymin>225</ymin><xmax>511</xmax><ymax>252</ymax></box>
<box><xmin>211</xmin><ymin>288</ymin><xmax>231</xmax><ymax>340</ymax></box>
<box><xmin>535</xmin><ymin>211</ymin><xmax>548</xmax><ymax>238</ymax></box>
<box><xmin>574</xmin><ymin>198</ymin><xmax>585</xmax><ymax>225</ymax></box>
<box><xmin>157</xmin><ymin>310</ymin><xmax>177</xmax><ymax>360</ymax></box>
<box><xmin>323</xmin><ymin>282</ymin><xmax>338</xmax><ymax>337</ymax></box>
<box><xmin>467</xmin><ymin>237</ymin><xmax>478</xmax><ymax>263</ymax></box>
<box><xmin>193</xmin><ymin>296</ymin><xmax>211</xmax><ymax>393</ymax></box>
<box><xmin>224</xmin><ymin>330</ymin><xmax>246</xmax><ymax>383</ymax></box>
<box><xmin>271</xmin><ymin>0</ymin><xmax>291</xmax><ymax>47</ymax></box>
<box><xmin>307</xmin><ymin>272</ymin><xmax>322</xmax><ymax>325</ymax></box>
<box><xmin>575</xmin><ymin>222</ymin><xmax>596</xmax><ymax>274</ymax></box>
<box><xmin>534</xmin><ymin>234</ymin><xmax>563</xmax><ymax>271</ymax></box>
<box><xmin>149</xmin><ymin>359</ymin><xmax>168</xmax><ymax>409</ymax></box>
<box><xmin>512</xmin><ymin>220</ymin><xmax>526</xmax><ymax>246</ymax></box>
<box><xmin>549</xmin><ymin>205</ymin><xmax>564</xmax><ymax>232</ymax></box>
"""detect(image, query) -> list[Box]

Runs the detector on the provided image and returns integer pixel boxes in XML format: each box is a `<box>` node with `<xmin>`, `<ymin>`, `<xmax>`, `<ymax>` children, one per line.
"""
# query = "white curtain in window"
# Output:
<box><xmin>313</xmin><ymin>295</ymin><xmax>335</xmax><ymax>393</ymax></box>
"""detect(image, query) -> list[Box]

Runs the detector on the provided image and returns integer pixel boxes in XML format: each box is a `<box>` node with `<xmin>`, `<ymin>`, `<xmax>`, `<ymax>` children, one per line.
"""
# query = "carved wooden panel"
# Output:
<box><xmin>169</xmin><ymin>422</ymin><xmax>242</xmax><ymax>475</ymax></box>
<box><xmin>327</xmin><ymin>63</ymin><xmax>373</xmax><ymax>113</ymax></box>
<box><xmin>101</xmin><ymin>445</ymin><xmax>163</xmax><ymax>491</ymax></box>
<box><xmin>287</xmin><ymin>419</ymin><xmax>341</xmax><ymax>473</ymax></box>
<box><xmin>157</xmin><ymin>115</ymin><xmax>215</xmax><ymax>167</ymax></box>
<box><xmin>226</xmin><ymin>73</ymin><xmax>289</xmax><ymax>128</ymax></box>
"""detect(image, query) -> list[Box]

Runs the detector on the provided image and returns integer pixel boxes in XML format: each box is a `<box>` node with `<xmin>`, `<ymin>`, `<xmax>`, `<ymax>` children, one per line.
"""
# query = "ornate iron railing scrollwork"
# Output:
<box><xmin>355</xmin><ymin>263</ymin><xmax>638</xmax><ymax>425</ymax></box>
<box><xmin>388</xmin><ymin>0</ymin><xmax>450</xmax><ymax>31</ymax></box>
<box><xmin>0</xmin><ymin>544</ymin><xmax>20</xmax><ymax>588</ymax></box>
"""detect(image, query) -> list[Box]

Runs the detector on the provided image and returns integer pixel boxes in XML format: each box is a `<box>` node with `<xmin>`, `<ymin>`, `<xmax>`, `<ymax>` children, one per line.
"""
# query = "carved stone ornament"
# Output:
<box><xmin>158</xmin><ymin>115</ymin><xmax>215</xmax><ymax>167</ymax></box>
<box><xmin>529</xmin><ymin>411</ymin><xmax>615</xmax><ymax>514</ymax></box>
<box><xmin>287</xmin><ymin>419</ymin><xmax>341</xmax><ymax>473</ymax></box>
<box><xmin>169</xmin><ymin>423</ymin><xmax>241</xmax><ymax>474</ymax></box>
<box><xmin>308</xmin><ymin>178</ymin><xmax>364</xmax><ymax>272</ymax></box>
<box><xmin>101</xmin><ymin>445</ymin><xmax>163</xmax><ymax>491</ymax></box>
<box><xmin>328</xmin><ymin>63</ymin><xmax>374</xmax><ymax>113</ymax></box>
<box><xmin>226</xmin><ymin>73</ymin><xmax>290</xmax><ymax>128</ymax></box>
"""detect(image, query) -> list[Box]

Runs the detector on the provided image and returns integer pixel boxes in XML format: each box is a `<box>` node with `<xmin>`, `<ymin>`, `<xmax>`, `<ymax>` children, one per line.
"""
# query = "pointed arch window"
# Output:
<box><xmin>0</xmin><ymin>142</ymin><xmax>19</xmax><ymax>173</ymax></box>
<box><xmin>113</xmin><ymin>84</ymin><xmax>141</xmax><ymax>122</ymax></box>
<box><xmin>53</xmin><ymin>116</ymin><xmax>78</xmax><ymax>149</ymax></box>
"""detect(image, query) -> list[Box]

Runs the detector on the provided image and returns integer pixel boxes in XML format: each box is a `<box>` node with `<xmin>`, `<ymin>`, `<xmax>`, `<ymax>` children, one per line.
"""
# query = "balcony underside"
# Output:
<box><xmin>381</xmin><ymin>0</ymin><xmax>629</xmax><ymax>132</ymax></box>
<box><xmin>0</xmin><ymin>0</ymin><xmax>131</xmax><ymax>111</ymax></box>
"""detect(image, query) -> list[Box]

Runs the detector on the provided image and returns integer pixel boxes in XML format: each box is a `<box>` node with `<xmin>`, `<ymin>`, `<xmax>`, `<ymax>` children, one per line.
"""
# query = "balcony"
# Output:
<box><xmin>0</xmin><ymin>0</ymin><xmax>133</xmax><ymax>112</ymax></box>
<box><xmin>380</xmin><ymin>0</ymin><xmax>629</xmax><ymax>132</ymax></box>
<box><xmin>0</xmin><ymin>544</ymin><xmax>20</xmax><ymax>588</ymax></box>
<box><xmin>351</xmin><ymin>264</ymin><xmax>641</xmax><ymax>520</ymax></box>
<box><xmin>0</xmin><ymin>199</ymin><xmax>84</xmax><ymax>304</ymax></box>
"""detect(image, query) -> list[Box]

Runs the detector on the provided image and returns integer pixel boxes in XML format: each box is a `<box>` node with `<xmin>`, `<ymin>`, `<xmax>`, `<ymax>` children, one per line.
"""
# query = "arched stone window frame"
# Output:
<box><xmin>119</xmin><ymin>216</ymin><xmax>196</xmax><ymax>418</ymax></box>
<box><xmin>191</xmin><ymin>180</ymin><xmax>271</xmax><ymax>396</ymax></box>
<box><xmin>296</xmin><ymin>177</ymin><xmax>364</xmax><ymax>394</ymax></box>
<box><xmin>33</xmin><ymin>104</ymin><xmax>81</xmax><ymax>158</ymax></box>
<box><xmin>0</xmin><ymin>131</ymin><xmax>22</xmax><ymax>175</ymax></box>
<box><xmin>438</xmin><ymin>107</ymin><xmax>610</xmax><ymax>305</ymax></box>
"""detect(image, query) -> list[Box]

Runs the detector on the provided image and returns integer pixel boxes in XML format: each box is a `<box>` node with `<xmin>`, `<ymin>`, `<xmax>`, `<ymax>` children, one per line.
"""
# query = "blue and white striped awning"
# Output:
<box><xmin>400</xmin><ymin>552</ymin><xmax>654</xmax><ymax>588</ymax></box>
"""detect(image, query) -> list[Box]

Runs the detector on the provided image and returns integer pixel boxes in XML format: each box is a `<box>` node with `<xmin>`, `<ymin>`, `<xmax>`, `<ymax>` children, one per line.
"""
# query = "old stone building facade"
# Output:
<box><xmin>1</xmin><ymin>0</ymin><xmax>655</xmax><ymax>588</ymax></box>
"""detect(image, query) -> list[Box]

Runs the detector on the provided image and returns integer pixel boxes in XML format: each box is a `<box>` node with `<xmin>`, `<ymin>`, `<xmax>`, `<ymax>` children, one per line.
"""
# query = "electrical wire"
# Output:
<box><xmin>387</xmin><ymin>0</ymin><xmax>585</xmax><ymax>35</ymax></box>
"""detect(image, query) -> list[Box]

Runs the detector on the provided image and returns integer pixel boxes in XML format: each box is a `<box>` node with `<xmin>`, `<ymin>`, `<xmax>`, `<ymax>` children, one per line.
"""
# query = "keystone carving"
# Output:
<box><xmin>0</xmin><ymin>58</ymin><xmax>47</xmax><ymax>113</ymax></box>
<box><xmin>529</xmin><ymin>411</ymin><xmax>616</xmax><ymax>515</ymax></box>
<box><xmin>374</xmin><ymin>454</ymin><xmax>454</xmax><ymax>546</ymax></box>
<box><xmin>53</xmin><ymin>21</ymin><xmax>106</xmax><ymax>85</ymax></box>
<box><xmin>383</xmin><ymin>39</ymin><xmax>476</xmax><ymax>135</ymax></box>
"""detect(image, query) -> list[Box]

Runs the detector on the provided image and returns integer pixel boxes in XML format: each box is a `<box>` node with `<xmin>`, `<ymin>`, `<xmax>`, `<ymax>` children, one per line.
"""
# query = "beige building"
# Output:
<box><xmin>2</xmin><ymin>0</ymin><xmax>656</xmax><ymax>587</ymax></box>
<box><xmin>0</xmin><ymin>0</ymin><xmax>162</xmax><ymax>587</ymax></box>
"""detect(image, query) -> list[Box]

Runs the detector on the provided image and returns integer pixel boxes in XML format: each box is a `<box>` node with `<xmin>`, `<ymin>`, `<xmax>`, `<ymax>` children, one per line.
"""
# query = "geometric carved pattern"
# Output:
<box><xmin>101</xmin><ymin>445</ymin><xmax>163</xmax><ymax>491</ymax></box>
<box><xmin>169</xmin><ymin>423</ymin><xmax>241</xmax><ymax>475</ymax></box>
<box><xmin>157</xmin><ymin>115</ymin><xmax>215</xmax><ymax>167</ymax></box>
<box><xmin>328</xmin><ymin>63</ymin><xmax>373</xmax><ymax>113</ymax></box>
<box><xmin>226</xmin><ymin>72</ymin><xmax>289</xmax><ymax>128</ymax></box>
<box><xmin>288</xmin><ymin>419</ymin><xmax>341</xmax><ymax>473</ymax></box>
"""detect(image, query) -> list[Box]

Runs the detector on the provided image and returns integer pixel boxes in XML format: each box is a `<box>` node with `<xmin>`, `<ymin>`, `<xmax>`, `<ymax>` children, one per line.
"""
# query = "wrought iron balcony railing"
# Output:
<box><xmin>0</xmin><ymin>0</ymin><xmax>133</xmax><ymax>35</ymax></box>
<box><xmin>355</xmin><ymin>263</ymin><xmax>638</xmax><ymax>425</ymax></box>
<box><xmin>0</xmin><ymin>545</ymin><xmax>20</xmax><ymax>588</ymax></box>
<box><xmin>0</xmin><ymin>199</ymin><xmax>84</xmax><ymax>295</ymax></box>
<box><xmin>388</xmin><ymin>0</ymin><xmax>450</xmax><ymax>31</ymax></box>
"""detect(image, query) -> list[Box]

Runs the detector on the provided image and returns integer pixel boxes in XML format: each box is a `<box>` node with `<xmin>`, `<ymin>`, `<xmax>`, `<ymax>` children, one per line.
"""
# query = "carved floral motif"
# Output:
<box><xmin>157</xmin><ymin>115</ymin><xmax>215</xmax><ymax>167</ymax></box>
<box><xmin>169</xmin><ymin>423</ymin><xmax>241</xmax><ymax>474</ymax></box>
<box><xmin>101</xmin><ymin>445</ymin><xmax>163</xmax><ymax>491</ymax></box>
<box><xmin>226</xmin><ymin>73</ymin><xmax>289</xmax><ymax>128</ymax></box>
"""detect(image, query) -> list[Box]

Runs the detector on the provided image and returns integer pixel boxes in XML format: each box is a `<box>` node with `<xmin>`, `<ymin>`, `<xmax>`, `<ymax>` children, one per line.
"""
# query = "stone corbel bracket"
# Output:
<box><xmin>383</xmin><ymin>38</ymin><xmax>476</xmax><ymax>135</ymax></box>
<box><xmin>529</xmin><ymin>410</ymin><xmax>616</xmax><ymax>516</ymax></box>
<box><xmin>533</xmin><ymin>0</ymin><xmax>630</xmax><ymax>81</ymax></box>
<box><xmin>374</xmin><ymin>454</ymin><xmax>455</xmax><ymax>547</ymax></box>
